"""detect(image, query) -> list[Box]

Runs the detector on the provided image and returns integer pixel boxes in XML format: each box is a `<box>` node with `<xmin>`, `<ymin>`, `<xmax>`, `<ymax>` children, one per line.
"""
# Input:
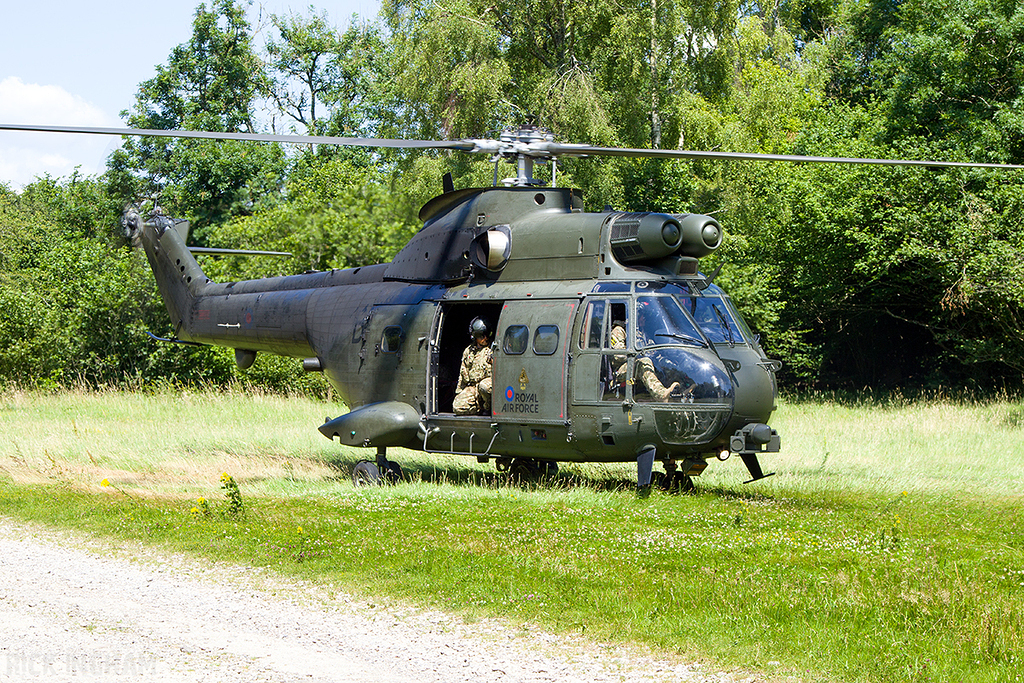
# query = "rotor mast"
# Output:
<box><xmin>485</xmin><ymin>127</ymin><xmax>564</xmax><ymax>188</ymax></box>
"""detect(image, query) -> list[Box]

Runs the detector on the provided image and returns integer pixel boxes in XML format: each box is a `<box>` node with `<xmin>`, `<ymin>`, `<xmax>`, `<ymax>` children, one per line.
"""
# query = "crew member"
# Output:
<box><xmin>454</xmin><ymin>317</ymin><xmax>493</xmax><ymax>415</ymax></box>
<box><xmin>633</xmin><ymin>300</ymin><xmax>682</xmax><ymax>402</ymax></box>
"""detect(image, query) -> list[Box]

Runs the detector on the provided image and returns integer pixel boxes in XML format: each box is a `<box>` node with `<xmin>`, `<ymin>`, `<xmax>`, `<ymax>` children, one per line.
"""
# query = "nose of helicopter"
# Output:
<box><xmin>635</xmin><ymin>346</ymin><xmax>735</xmax><ymax>446</ymax></box>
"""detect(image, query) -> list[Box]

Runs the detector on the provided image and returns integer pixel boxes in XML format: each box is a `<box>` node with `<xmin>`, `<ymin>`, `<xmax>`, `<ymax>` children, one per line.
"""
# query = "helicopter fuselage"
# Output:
<box><xmin>133</xmin><ymin>184</ymin><xmax>781</xmax><ymax>486</ymax></box>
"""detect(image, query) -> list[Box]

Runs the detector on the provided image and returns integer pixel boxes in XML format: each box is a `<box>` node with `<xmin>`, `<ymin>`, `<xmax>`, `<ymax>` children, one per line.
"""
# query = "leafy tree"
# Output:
<box><xmin>722</xmin><ymin>104</ymin><xmax>1024</xmax><ymax>389</ymax></box>
<box><xmin>8</xmin><ymin>0</ymin><xmax>1023</xmax><ymax>394</ymax></box>
<box><xmin>0</xmin><ymin>175</ymin><xmax>235</xmax><ymax>386</ymax></box>
<box><xmin>375</xmin><ymin>0</ymin><xmax>752</xmax><ymax>208</ymax></box>
<box><xmin>380</xmin><ymin>0</ymin><xmax>514</xmax><ymax>140</ymax></box>
<box><xmin>111</xmin><ymin>0</ymin><xmax>286</xmax><ymax>244</ymax></box>
<box><xmin>265</xmin><ymin>10</ymin><xmax>385</xmax><ymax>136</ymax></box>
<box><xmin>202</xmin><ymin>157</ymin><xmax>417</xmax><ymax>282</ymax></box>
<box><xmin>826</xmin><ymin>0</ymin><xmax>1024</xmax><ymax>161</ymax></box>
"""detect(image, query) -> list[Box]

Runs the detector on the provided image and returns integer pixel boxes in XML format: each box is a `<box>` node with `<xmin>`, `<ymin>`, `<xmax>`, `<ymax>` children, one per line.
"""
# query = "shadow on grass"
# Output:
<box><xmin>314</xmin><ymin>451</ymin><xmax>773</xmax><ymax>498</ymax></box>
<box><xmin>316</xmin><ymin>451</ymin><xmax>640</xmax><ymax>491</ymax></box>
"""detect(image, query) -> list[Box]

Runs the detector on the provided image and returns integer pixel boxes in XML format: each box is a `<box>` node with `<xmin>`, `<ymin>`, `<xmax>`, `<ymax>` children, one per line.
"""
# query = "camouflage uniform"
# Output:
<box><xmin>453</xmin><ymin>343</ymin><xmax>492</xmax><ymax>415</ymax></box>
<box><xmin>634</xmin><ymin>356</ymin><xmax>679</xmax><ymax>402</ymax></box>
<box><xmin>610</xmin><ymin>323</ymin><xmax>628</xmax><ymax>383</ymax></box>
<box><xmin>612</xmin><ymin>322</ymin><xmax>679</xmax><ymax>401</ymax></box>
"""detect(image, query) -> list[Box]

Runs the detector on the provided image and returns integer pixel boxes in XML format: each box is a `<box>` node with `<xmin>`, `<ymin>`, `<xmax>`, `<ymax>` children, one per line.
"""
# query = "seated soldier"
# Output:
<box><xmin>635</xmin><ymin>355</ymin><xmax>682</xmax><ymax>402</ymax></box>
<box><xmin>610</xmin><ymin>318</ymin><xmax>627</xmax><ymax>383</ymax></box>
<box><xmin>453</xmin><ymin>317</ymin><xmax>493</xmax><ymax>415</ymax></box>
<box><xmin>634</xmin><ymin>301</ymin><xmax>681</xmax><ymax>401</ymax></box>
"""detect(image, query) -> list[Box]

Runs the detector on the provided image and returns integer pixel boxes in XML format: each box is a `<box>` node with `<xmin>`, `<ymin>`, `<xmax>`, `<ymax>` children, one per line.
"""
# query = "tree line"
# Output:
<box><xmin>3</xmin><ymin>0</ymin><xmax>1024</xmax><ymax>394</ymax></box>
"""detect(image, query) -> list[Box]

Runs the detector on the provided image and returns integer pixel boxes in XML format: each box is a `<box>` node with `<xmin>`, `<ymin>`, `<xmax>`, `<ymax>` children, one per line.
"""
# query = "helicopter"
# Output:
<box><xmin>3</xmin><ymin>123</ymin><xmax>1021</xmax><ymax>491</ymax></box>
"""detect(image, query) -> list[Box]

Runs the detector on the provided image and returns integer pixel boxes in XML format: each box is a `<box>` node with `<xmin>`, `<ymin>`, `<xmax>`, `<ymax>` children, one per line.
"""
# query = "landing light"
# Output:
<box><xmin>717</xmin><ymin>450</ymin><xmax>731</xmax><ymax>461</ymax></box>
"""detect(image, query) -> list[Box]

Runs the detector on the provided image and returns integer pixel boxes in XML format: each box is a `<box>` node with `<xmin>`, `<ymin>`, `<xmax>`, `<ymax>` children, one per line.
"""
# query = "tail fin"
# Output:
<box><xmin>123</xmin><ymin>208</ymin><xmax>209</xmax><ymax>340</ymax></box>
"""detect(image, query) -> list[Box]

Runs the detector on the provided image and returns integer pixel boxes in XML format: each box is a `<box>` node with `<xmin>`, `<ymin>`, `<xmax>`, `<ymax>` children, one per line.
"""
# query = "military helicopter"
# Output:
<box><xmin>3</xmin><ymin>123</ymin><xmax>1020</xmax><ymax>490</ymax></box>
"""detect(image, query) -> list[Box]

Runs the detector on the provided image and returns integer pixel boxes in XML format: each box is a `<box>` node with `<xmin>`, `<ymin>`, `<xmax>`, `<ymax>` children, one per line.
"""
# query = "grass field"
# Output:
<box><xmin>1</xmin><ymin>387</ymin><xmax>1023</xmax><ymax>683</ymax></box>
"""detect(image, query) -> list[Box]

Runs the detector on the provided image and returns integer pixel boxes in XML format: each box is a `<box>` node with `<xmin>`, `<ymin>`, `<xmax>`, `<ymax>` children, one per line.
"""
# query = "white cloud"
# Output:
<box><xmin>0</xmin><ymin>77</ymin><xmax>119</xmax><ymax>189</ymax></box>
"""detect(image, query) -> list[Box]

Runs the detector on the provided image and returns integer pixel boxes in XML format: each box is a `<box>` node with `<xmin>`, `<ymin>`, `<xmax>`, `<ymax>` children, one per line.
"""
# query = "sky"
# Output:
<box><xmin>0</xmin><ymin>0</ymin><xmax>380</xmax><ymax>189</ymax></box>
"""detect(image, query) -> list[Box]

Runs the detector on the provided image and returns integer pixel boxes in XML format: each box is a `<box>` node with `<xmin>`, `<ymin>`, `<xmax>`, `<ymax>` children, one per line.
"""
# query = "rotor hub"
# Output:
<box><xmin>471</xmin><ymin>126</ymin><xmax>562</xmax><ymax>187</ymax></box>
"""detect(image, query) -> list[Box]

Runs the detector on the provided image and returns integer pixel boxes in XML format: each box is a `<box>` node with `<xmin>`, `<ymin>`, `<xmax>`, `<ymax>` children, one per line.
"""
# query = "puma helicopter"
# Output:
<box><xmin>4</xmin><ymin>123</ymin><xmax>1020</xmax><ymax>490</ymax></box>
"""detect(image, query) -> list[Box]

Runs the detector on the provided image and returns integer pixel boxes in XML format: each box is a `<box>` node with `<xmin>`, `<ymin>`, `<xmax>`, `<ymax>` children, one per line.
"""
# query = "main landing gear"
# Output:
<box><xmin>660</xmin><ymin>460</ymin><xmax>695</xmax><ymax>493</ymax></box>
<box><xmin>637</xmin><ymin>448</ymin><xmax>700</xmax><ymax>495</ymax></box>
<box><xmin>493</xmin><ymin>457</ymin><xmax>558</xmax><ymax>483</ymax></box>
<box><xmin>351</xmin><ymin>446</ymin><xmax>404</xmax><ymax>487</ymax></box>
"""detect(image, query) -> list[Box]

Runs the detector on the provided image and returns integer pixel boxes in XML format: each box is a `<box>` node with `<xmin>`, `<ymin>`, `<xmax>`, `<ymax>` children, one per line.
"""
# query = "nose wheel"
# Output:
<box><xmin>660</xmin><ymin>461</ymin><xmax>695</xmax><ymax>493</ymax></box>
<box><xmin>495</xmin><ymin>457</ymin><xmax>558</xmax><ymax>483</ymax></box>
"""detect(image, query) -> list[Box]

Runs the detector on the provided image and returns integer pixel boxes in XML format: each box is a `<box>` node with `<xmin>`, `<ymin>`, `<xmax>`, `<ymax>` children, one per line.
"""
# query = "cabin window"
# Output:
<box><xmin>533</xmin><ymin>325</ymin><xmax>560</xmax><ymax>355</ymax></box>
<box><xmin>503</xmin><ymin>325</ymin><xmax>529</xmax><ymax>355</ymax></box>
<box><xmin>381</xmin><ymin>326</ymin><xmax>404</xmax><ymax>353</ymax></box>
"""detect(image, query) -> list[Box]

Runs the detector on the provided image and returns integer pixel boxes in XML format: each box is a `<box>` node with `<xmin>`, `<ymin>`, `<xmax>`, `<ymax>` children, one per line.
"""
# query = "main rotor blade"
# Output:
<box><xmin>0</xmin><ymin>123</ymin><xmax>475</xmax><ymax>151</ymax></box>
<box><xmin>544</xmin><ymin>142</ymin><xmax>1024</xmax><ymax>170</ymax></box>
<box><xmin>4</xmin><ymin>122</ymin><xmax>1022</xmax><ymax>169</ymax></box>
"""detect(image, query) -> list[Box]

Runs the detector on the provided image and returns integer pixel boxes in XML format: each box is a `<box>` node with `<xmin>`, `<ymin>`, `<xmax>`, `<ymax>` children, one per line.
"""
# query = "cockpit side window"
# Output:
<box><xmin>580</xmin><ymin>299</ymin><xmax>606</xmax><ymax>349</ymax></box>
<box><xmin>579</xmin><ymin>298</ymin><xmax>629</xmax><ymax>351</ymax></box>
<box><xmin>599</xmin><ymin>300</ymin><xmax>629</xmax><ymax>402</ymax></box>
<box><xmin>606</xmin><ymin>301</ymin><xmax>628</xmax><ymax>350</ymax></box>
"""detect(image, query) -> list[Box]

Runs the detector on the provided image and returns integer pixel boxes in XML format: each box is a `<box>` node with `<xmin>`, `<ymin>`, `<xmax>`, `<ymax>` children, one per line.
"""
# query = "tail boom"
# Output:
<box><xmin>132</xmin><ymin>211</ymin><xmax>315</xmax><ymax>358</ymax></box>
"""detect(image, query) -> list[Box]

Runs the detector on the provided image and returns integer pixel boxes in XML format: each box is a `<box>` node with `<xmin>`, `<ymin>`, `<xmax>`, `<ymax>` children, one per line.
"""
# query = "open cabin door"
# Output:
<box><xmin>492</xmin><ymin>299</ymin><xmax>577</xmax><ymax>424</ymax></box>
<box><xmin>426</xmin><ymin>301</ymin><xmax>504</xmax><ymax>416</ymax></box>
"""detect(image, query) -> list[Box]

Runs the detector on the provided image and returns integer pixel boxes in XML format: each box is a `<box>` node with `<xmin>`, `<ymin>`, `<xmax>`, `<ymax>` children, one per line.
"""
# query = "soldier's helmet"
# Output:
<box><xmin>469</xmin><ymin>317</ymin><xmax>490</xmax><ymax>341</ymax></box>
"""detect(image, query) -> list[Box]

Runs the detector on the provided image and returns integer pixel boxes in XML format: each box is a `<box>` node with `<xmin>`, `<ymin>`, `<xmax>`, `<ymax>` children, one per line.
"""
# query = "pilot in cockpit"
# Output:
<box><xmin>634</xmin><ymin>300</ymin><xmax>687</xmax><ymax>402</ymax></box>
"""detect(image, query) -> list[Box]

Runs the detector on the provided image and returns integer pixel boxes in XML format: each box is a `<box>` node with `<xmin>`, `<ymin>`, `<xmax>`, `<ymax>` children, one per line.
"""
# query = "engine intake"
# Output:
<box><xmin>673</xmin><ymin>213</ymin><xmax>722</xmax><ymax>258</ymax></box>
<box><xmin>609</xmin><ymin>212</ymin><xmax>721</xmax><ymax>264</ymax></box>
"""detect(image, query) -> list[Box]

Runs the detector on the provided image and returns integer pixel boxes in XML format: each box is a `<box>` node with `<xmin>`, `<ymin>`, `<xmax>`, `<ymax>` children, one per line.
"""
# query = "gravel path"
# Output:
<box><xmin>0</xmin><ymin>517</ymin><xmax>764</xmax><ymax>682</ymax></box>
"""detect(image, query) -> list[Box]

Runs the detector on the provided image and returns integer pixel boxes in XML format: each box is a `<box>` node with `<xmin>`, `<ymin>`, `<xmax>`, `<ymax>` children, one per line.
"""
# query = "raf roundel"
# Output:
<box><xmin>505</xmin><ymin>386</ymin><xmax>515</xmax><ymax>402</ymax></box>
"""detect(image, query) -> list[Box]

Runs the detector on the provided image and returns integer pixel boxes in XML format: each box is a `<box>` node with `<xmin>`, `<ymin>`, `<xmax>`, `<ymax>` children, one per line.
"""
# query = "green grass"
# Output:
<box><xmin>770</xmin><ymin>394</ymin><xmax>1024</xmax><ymax>498</ymax></box>
<box><xmin>2</xmin><ymin>387</ymin><xmax>1024</xmax><ymax>683</ymax></box>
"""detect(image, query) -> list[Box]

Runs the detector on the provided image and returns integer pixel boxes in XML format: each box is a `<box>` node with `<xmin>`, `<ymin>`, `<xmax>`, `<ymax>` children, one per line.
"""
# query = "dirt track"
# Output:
<box><xmin>0</xmin><ymin>517</ymin><xmax>764</xmax><ymax>682</ymax></box>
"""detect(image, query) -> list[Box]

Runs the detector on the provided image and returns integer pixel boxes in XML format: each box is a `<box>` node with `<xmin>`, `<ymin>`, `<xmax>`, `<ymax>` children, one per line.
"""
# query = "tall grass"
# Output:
<box><xmin>762</xmin><ymin>394</ymin><xmax>1024</xmax><ymax>498</ymax></box>
<box><xmin>1</xmin><ymin>387</ymin><xmax>1023</xmax><ymax>683</ymax></box>
<box><xmin>0</xmin><ymin>385</ymin><xmax>341</xmax><ymax>494</ymax></box>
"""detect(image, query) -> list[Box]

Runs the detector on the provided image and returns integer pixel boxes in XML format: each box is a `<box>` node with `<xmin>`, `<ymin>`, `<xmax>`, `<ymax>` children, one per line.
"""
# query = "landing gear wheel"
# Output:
<box><xmin>351</xmin><ymin>460</ymin><xmax>381</xmax><ymax>487</ymax></box>
<box><xmin>384</xmin><ymin>461</ymin><xmax>404</xmax><ymax>484</ymax></box>
<box><xmin>509</xmin><ymin>458</ymin><xmax>541</xmax><ymax>483</ymax></box>
<box><xmin>663</xmin><ymin>471</ymin><xmax>695</xmax><ymax>493</ymax></box>
<box><xmin>538</xmin><ymin>460</ymin><xmax>559</xmax><ymax>478</ymax></box>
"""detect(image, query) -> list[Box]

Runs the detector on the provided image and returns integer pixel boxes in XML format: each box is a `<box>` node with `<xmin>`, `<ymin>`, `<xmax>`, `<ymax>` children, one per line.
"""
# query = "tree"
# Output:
<box><xmin>0</xmin><ymin>175</ymin><xmax>236</xmax><ymax>387</ymax></box>
<box><xmin>718</xmin><ymin>103</ymin><xmax>1024</xmax><ymax>389</ymax></box>
<box><xmin>826</xmin><ymin>0</ymin><xmax>1024</xmax><ymax>162</ymax></box>
<box><xmin>111</xmin><ymin>0</ymin><xmax>286</xmax><ymax>244</ymax></box>
<box><xmin>265</xmin><ymin>10</ymin><xmax>385</xmax><ymax>136</ymax></box>
<box><xmin>203</xmin><ymin>157</ymin><xmax>417</xmax><ymax>282</ymax></box>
